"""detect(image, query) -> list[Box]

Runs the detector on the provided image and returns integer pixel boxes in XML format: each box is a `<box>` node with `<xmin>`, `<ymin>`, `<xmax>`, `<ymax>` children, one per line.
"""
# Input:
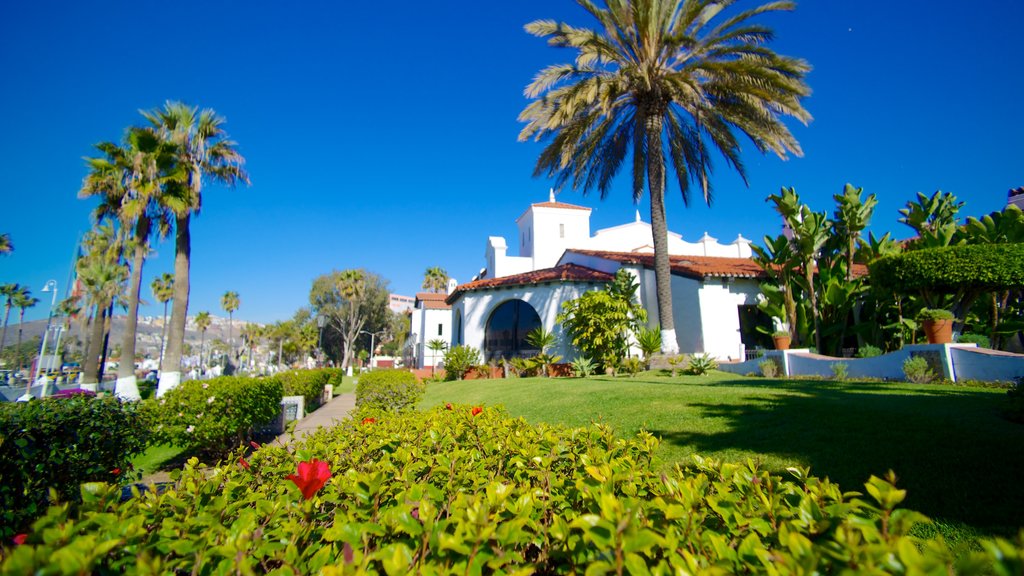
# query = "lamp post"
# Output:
<box><xmin>21</xmin><ymin>280</ymin><xmax>58</xmax><ymax>401</ymax></box>
<box><xmin>316</xmin><ymin>315</ymin><xmax>327</xmax><ymax>367</ymax></box>
<box><xmin>359</xmin><ymin>329</ymin><xmax>385</xmax><ymax>370</ymax></box>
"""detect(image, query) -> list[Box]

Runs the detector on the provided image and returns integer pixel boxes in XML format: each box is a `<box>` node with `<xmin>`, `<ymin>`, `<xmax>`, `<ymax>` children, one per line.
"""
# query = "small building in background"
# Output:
<box><xmin>405</xmin><ymin>292</ymin><xmax>453</xmax><ymax>369</ymax></box>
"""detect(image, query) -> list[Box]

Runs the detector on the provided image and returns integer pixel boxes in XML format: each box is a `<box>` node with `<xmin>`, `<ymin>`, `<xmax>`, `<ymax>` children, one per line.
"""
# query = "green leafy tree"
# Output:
<box><xmin>77</xmin><ymin>235</ymin><xmax>128</xmax><ymax>385</ymax></box>
<box><xmin>832</xmin><ymin>183</ymin><xmax>877</xmax><ymax>282</ymax></box>
<box><xmin>144</xmin><ymin>101</ymin><xmax>249</xmax><ymax>395</ymax></box>
<box><xmin>897</xmin><ymin>191</ymin><xmax>964</xmax><ymax>249</ymax></box>
<box><xmin>422</xmin><ymin>267</ymin><xmax>449</xmax><ymax>294</ymax></box>
<box><xmin>520</xmin><ymin>0</ymin><xmax>810</xmax><ymax>354</ymax></box>
<box><xmin>558</xmin><ymin>270</ymin><xmax>647</xmax><ymax>373</ymax></box>
<box><xmin>310</xmin><ymin>269</ymin><xmax>390</xmax><ymax>370</ymax></box>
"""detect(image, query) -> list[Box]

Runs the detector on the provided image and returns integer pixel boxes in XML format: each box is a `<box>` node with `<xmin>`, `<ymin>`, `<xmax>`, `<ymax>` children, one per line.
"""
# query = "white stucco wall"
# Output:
<box><xmin>517</xmin><ymin>206</ymin><xmax>592</xmax><ymax>271</ymax></box>
<box><xmin>410</xmin><ymin>307</ymin><xmax>453</xmax><ymax>368</ymax></box>
<box><xmin>697</xmin><ymin>278</ymin><xmax>760</xmax><ymax>361</ymax></box>
<box><xmin>454</xmin><ymin>282</ymin><xmax>608</xmax><ymax>362</ymax></box>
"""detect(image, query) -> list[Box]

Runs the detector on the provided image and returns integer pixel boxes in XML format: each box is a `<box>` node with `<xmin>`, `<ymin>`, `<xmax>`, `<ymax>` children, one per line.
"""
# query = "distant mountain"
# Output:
<box><xmin>2</xmin><ymin>314</ymin><xmax>262</xmax><ymax>359</ymax></box>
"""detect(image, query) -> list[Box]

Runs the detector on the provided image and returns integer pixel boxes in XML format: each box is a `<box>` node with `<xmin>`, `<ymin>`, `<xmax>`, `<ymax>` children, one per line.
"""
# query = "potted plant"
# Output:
<box><xmin>918</xmin><ymin>309</ymin><xmax>954</xmax><ymax>344</ymax></box>
<box><xmin>772</xmin><ymin>330</ymin><xmax>792</xmax><ymax>351</ymax></box>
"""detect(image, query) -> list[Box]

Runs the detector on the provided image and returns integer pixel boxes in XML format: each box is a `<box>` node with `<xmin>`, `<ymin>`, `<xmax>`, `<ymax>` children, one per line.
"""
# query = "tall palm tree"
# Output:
<box><xmin>0</xmin><ymin>233</ymin><xmax>12</xmax><ymax>255</ymax></box>
<box><xmin>144</xmin><ymin>101</ymin><xmax>249</xmax><ymax>395</ymax></box>
<box><xmin>221</xmin><ymin>291</ymin><xmax>240</xmax><ymax>366</ymax></box>
<box><xmin>240</xmin><ymin>323</ymin><xmax>263</xmax><ymax>371</ymax></box>
<box><xmin>194</xmin><ymin>311</ymin><xmax>212</xmax><ymax>370</ymax></box>
<box><xmin>422</xmin><ymin>267</ymin><xmax>450</xmax><ymax>293</ymax></box>
<box><xmin>12</xmin><ymin>290</ymin><xmax>38</xmax><ymax>372</ymax></box>
<box><xmin>77</xmin><ymin>252</ymin><xmax>128</xmax><ymax>386</ymax></box>
<box><xmin>0</xmin><ymin>283</ymin><xmax>22</xmax><ymax>356</ymax></box>
<box><xmin>520</xmin><ymin>0</ymin><xmax>811</xmax><ymax>353</ymax></box>
<box><xmin>151</xmin><ymin>273</ymin><xmax>175</xmax><ymax>373</ymax></box>
<box><xmin>81</xmin><ymin>127</ymin><xmax>175</xmax><ymax>400</ymax></box>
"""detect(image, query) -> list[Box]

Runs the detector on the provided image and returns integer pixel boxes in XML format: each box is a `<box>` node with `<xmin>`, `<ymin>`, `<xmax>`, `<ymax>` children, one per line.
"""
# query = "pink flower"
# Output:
<box><xmin>12</xmin><ymin>534</ymin><xmax>27</xmax><ymax>545</ymax></box>
<box><xmin>286</xmin><ymin>459</ymin><xmax>332</xmax><ymax>500</ymax></box>
<box><xmin>239</xmin><ymin>456</ymin><xmax>251</xmax><ymax>471</ymax></box>
<box><xmin>471</xmin><ymin>406</ymin><xmax>483</xmax><ymax>417</ymax></box>
<box><xmin>445</xmin><ymin>403</ymin><xmax>453</xmax><ymax>410</ymax></box>
<box><xmin>250</xmin><ymin>441</ymin><xmax>261</xmax><ymax>450</ymax></box>
<box><xmin>111</xmin><ymin>468</ymin><xmax>121</xmax><ymax>476</ymax></box>
<box><xmin>362</xmin><ymin>417</ymin><xmax>376</xmax><ymax>425</ymax></box>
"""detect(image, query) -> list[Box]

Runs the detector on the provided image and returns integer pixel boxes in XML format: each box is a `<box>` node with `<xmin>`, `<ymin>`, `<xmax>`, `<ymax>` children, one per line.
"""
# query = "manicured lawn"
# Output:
<box><xmin>421</xmin><ymin>371</ymin><xmax>1024</xmax><ymax>540</ymax></box>
<box><xmin>131</xmin><ymin>443</ymin><xmax>189</xmax><ymax>476</ymax></box>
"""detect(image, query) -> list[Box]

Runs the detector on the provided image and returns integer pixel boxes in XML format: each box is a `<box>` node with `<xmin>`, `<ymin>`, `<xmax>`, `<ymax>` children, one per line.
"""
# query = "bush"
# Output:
<box><xmin>442</xmin><ymin>345</ymin><xmax>481</xmax><ymax>381</ymax></box>
<box><xmin>569</xmin><ymin>356</ymin><xmax>596</xmax><ymax>378</ymax></box>
<box><xmin>918</xmin><ymin>308</ymin><xmax>955</xmax><ymax>321</ymax></box>
<box><xmin>145</xmin><ymin>375</ymin><xmax>283</xmax><ymax>457</ymax></box>
<box><xmin>1004</xmin><ymin>378</ymin><xmax>1024</xmax><ymax>424</ymax></box>
<box><xmin>0</xmin><ymin>394</ymin><xmax>150</xmax><ymax>539</ymax></box>
<box><xmin>620</xmin><ymin>356</ymin><xmax>643</xmax><ymax>376</ymax></box>
<box><xmin>856</xmin><ymin>344</ymin><xmax>883</xmax><ymax>358</ymax></box>
<box><xmin>903</xmin><ymin>355</ymin><xmax>936</xmax><ymax>384</ymax></box>
<box><xmin>277</xmin><ymin>369</ymin><xmax>330</xmax><ymax>411</ymax></box>
<box><xmin>5</xmin><ymin>406</ymin><xmax>1023</xmax><ymax>574</ymax></box>
<box><xmin>759</xmin><ymin>358</ymin><xmax>780</xmax><ymax>378</ymax></box>
<box><xmin>957</xmin><ymin>333</ymin><xmax>991</xmax><ymax>348</ymax></box>
<box><xmin>686</xmin><ymin>353</ymin><xmax>718</xmax><ymax>375</ymax></box>
<box><xmin>355</xmin><ymin>369</ymin><xmax>424</xmax><ymax>413</ymax></box>
<box><xmin>831</xmin><ymin>362</ymin><xmax>849</xmax><ymax>381</ymax></box>
<box><xmin>666</xmin><ymin>354</ymin><xmax>686</xmax><ymax>377</ymax></box>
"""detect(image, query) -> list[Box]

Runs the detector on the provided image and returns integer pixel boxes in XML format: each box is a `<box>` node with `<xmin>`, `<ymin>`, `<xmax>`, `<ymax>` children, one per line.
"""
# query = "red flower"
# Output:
<box><xmin>471</xmin><ymin>406</ymin><xmax>483</xmax><ymax>417</ymax></box>
<box><xmin>239</xmin><ymin>456</ymin><xmax>251</xmax><ymax>471</ymax></box>
<box><xmin>250</xmin><ymin>441</ymin><xmax>261</xmax><ymax>450</ymax></box>
<box><xmin>111</xmin><ymin>468</ymin><xmax>121</xmax><ymax>476</ymax></box>
<box><xmin>286</xmin><ymin>459</ymin><xmax>332</xmax><ymax>500</ymax></box>
<box><xmin>445</xmin><ymin>403</ymin><xmax>453</xmax><ymax>410</ymax></box>
<box><xmin>362</xmin><ymin>417</ymin><xmax>376</xmax><ymax>425</ymax></box>
<box><xmin>12</xmin><ymin>534</ymin><xmax>27</xmax><ymax>545</ymax></box>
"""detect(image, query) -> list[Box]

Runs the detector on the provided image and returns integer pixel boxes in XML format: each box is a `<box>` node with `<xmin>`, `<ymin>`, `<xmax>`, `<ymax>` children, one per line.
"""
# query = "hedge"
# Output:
<box><xmin>870</xmin><ymin>243</ymin><xmax>1024</xmax><ymax>293</ymax></box>
<box><xmin>0</xmin><ymin>394</ymin><xmax>150</xmax><ymax>540</ymax></box>
<box><xmin>3</xmin><ymin>406</ymin><xmax>1022</xmax><ymax>573</ymax></box>
<box><xmin>144</xmin><ymin>375</ymin><xmax>283</xmax><ymax>457</ymax></box>
<box><xmin>355</xmin><ymin>369</ymin><xmax>424</xmax><ymax>412</ymax></box>
<box><xmin>277</xmin><ymin>369</ymin><xmax>330</xmax><ymax>411</ymax></box>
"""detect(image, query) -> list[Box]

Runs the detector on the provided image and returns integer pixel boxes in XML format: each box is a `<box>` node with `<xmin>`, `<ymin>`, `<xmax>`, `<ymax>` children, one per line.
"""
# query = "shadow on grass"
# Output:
<box><xmin>648</xmin><ymin>379</ymin><xmax>1024</xmax><ymax>536</ymax></box>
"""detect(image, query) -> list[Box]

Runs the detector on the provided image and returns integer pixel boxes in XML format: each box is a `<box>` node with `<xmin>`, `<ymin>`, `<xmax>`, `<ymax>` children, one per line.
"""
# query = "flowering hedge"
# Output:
<box><xmin>277</xmin><ymin>368</ymin><xmax>331</xmax><ymax>411</ymax></box>
<box><xmin>144</xmin><ymin>375</ymin><xmax>283</xmax><ymax>457</ymax></box>
<box><xmin>3</xmin><ymin>405</ymin><xmax>1022</xmax><ymax>573</ymax></box>
<box><xmin>0</xmin><ymin>394</ymin><xmax>149</xmax><ymax>540</ymax></box>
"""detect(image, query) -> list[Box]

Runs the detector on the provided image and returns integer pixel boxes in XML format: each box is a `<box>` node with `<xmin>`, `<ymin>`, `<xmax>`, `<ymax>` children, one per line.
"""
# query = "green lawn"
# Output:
<box><xmin>421</xmin><ymin>371</ymin><xmax>1024</xmax><ymax>540</ymax></box>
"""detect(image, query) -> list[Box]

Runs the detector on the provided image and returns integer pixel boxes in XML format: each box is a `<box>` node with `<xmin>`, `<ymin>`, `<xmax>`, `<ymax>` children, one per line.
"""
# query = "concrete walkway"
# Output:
<box><xmin>271</xmin><ymin>392</ymin><xmax>357</xmax><ymax>447</ymax></box>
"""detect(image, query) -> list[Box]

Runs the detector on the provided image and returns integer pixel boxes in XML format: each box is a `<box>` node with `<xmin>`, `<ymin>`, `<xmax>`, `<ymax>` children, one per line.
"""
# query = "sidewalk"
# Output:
<box><xmin>271</xmin><ymin>392</ymin><xmax>357</xmax><ymax>447</ymax></box>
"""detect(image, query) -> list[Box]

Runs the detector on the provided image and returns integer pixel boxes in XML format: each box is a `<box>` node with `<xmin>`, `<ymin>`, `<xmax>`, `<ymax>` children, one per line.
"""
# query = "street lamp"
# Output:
<box><xmin>21</xmin><ymin>280</ymin><xmax>58</xmax><ymax>401</ymax></box>
<box><xmin>359</xmin><ymin>329</ymin><xmax>385</xmax><ymax>370</ymax></box>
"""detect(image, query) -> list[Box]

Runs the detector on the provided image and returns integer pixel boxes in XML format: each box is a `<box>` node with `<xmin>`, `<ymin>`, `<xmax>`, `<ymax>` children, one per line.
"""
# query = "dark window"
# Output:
<box><xmin>484</xmin><ymin>299</ymin><xmax>541</xmax><ymax>362</ymax></box>
<box><xmin>438</xmin><ymin>323</ymin><xmax>443</xmax><ymax>336</ymax></box>
<box><xmin>454</xmin><ymin>311</ymin><xmax>462</xmax><ymax>345</ymax></box>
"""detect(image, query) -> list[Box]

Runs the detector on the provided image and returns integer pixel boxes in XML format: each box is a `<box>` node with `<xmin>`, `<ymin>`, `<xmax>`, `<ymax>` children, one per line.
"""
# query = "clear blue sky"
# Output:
<box><xmin>2</xmin><ymin>1</ymin><xmax>1022</xmax><ymax>324</ymax></box>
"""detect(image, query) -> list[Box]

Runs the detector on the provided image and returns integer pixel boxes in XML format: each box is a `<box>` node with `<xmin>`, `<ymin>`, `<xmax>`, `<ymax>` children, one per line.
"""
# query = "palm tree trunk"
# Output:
<box><xmin>805</xmin><ymin>265</ymin><xmax>821</xmax><ymax>351</ymax></box>
<box><xmin>158</xmin><ymin>214</ymin><xmax>190</xmax><ymax>396</ymax></box>
<box><xmin>200</xmin><ymin>330</ymin><xmax>206</xmax><ymax>372</ymax></box>
<box><xmin>0</xmin><ymin>304</ymin><xmax>11</xmax><ymax>353</ymax></box>
<box><xmin>98</xmin><ymin>303</ymin><xmax>113</xmax><ymax>382</ymax></box>
<box><xmin>16</xmin><ymin>310</ymin><xmax>25</xmax><ymax>372</ymax></box>
<box><xmin>159</xmin><ymin>302</ymin><xmax>168</xmax><ymax>372</ymax></box>
<box><xmin>82</xmin><ymin>304</ymin><xmax>106</xmax><ymax>386</ymax></box>
<box><xmin>645</xmin><ymin>112</ymin><xmax>679</xmax><ymax>355</ymax></box>
<box><xmin>116</xmin><ymin>225</ymin><xmax>148</xmax><ymax>400</ymax></box>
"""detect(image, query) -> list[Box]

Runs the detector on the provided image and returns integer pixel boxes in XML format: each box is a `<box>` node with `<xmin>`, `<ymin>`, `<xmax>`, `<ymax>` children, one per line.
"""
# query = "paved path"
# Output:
<box><xmin>271</xmin><ymin>392</ymin><xmax>357</xmax><ymax>447</ymax></box>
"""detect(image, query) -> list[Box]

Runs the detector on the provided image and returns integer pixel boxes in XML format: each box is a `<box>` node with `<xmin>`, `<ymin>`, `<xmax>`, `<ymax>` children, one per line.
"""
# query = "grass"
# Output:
<box><xmin>132</xmin><ymin>443</ymin><xmax>189</xmax><ymax>476</ymax></box>
<box><xmin>421</xmin><ymin>371</ymin><xmax>1024</xmax><ymax>542</ymax></box>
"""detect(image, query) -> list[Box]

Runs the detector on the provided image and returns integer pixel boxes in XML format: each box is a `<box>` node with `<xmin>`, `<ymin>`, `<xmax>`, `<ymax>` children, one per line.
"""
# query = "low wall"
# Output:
<box><xmin>719</xmin><ymin>344</ymin><xmax>1024</xmax><ymax>383</ymax></box>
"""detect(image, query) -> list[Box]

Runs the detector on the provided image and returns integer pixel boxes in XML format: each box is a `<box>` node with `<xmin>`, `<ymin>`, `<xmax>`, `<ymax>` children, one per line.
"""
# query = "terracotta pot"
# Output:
<box><xmin>923</xmin><ymin>319</ymin><xmax>953</xmax><ymax>344</ymax></box>
<box><xmin>772</xmin><ymin>335</ymin><xmax>792</xmax><ymax>350</ymax></box>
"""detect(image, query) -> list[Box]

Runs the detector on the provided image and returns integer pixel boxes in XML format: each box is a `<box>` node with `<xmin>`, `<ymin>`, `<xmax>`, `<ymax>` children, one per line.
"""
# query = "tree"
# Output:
<box><xmin>145</xmin><ymin>101</ymin><xmax>249</xmax><ymax>396</ymax></box>
<box><xmin>0</xmin><ymin>283</ymin><xmax>23</xmax><ymax>356</ymax></box>
<box><xmin>194</xmin><ymin>311</ymin><xmax>212</xmax><ymax>369</ymax></box>
<box><xmin>520</xmin><ymin>0</ymin><xmax>810</xmax><ymax>354</ymax></box>
<box><xmin>12</xmin><ymin>290</ymin><xmax>38</xmax><ymax>372</ymax></box>
<box><xmin>422</xmin><ymin>267</ymin><xmax>450</xmax><ymax>293</ymax></box>
<box><xmin>898</xmin><ymin>191</ymin><xmax>964</xmax><ymax>249</ymax></box>
<box><xmin>832</xmin><ymin>184</ymin><xmax>877</xmax><ymax>282</ymax></box>
<box><xmin>427</xmin><ymin>339</ymin><xmax>447</xmax><ymax>376</ymax></box>
<box><xmin>525</xmin><ymin>326</ymin><xmax>561</xmax><ymax>377</ymax></box>
<box><xmin>309</xmin><ymin>269</ymin><xmax>390</xmax><ymax>370</ymax></box>
<box><xmin>77</xmin><ymin>244</ymin><xmax>128</xmax><ymax>386</ymax></box>
<box><xmin>0</xmin><ymin>233</ymin><xmax>12</xmax><ymax>256</ymax></box>
<box><xmin>557</xmin><ymin>270</ymin><xmax>646</xmax><ymax>373</ymax></box>
<box><xmin>81</xmin><ymin>126</ymin><xmax>175</xmax><ymax>400</ymax></box>
<box><xmin>152</xmin><ymin>273</ymin><xmax>174</xmax><ymax>373</ymax></box>
<box><xmin>221</xmin><ymin>290</ymin><xmax>240</xmax><ymax>367</ymax></box>
<box><xmin>240</xmin><ymin>323</ymin><xmax>263</xmax><ymax>371</ymax></box>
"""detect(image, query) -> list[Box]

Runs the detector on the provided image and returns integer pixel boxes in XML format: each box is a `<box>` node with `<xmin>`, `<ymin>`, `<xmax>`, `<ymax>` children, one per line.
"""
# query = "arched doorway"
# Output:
<box><xmin>453</xmin><ymin>310</ymin><xmax>463</xmax><ymax>346</ymax></box>
<box><xmin>484</xmin><ymin>299</ymin><xmax>541</xmax><ymax>361</ymax></box>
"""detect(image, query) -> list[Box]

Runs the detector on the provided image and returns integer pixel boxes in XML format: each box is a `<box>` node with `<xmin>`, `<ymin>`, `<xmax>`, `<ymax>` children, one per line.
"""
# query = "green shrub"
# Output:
<box><xmin>620</xmin><ymin>356</ymin><xmax>643</xmax><ymax>376</ymax></box>
<box><xmin>0</xmin><ymin>394</ymin><xmax>150</xmax><ymax>539</ymax></box>
<box><xmin>1003</xmin><ymin>378</ymin><xmax>1024</xmax><ymax>424</ymax></box>
<box><xmin>442</xmin><ymin>345</ymin><xmax>481</xmax><ymax>381</ymax></box>
<box><xmin>957</xmin><ymin>333</ymin><xmax>991</xmax><ymax>348</ymax></box>
<box><xmin>146</xmin><ymin>375</ymin><xmax>283</xmax><ymax>457</ymax></box>
<box><xmin>903</xmin><ymin>356</ymin><xmax>936</xmax><ymax>384</ymax></box>
<box><xmin>354</xmin><ymin>369</ymin><xmax>424</xmax><ymax>412</ymax></box>
<box><xmin>5</xmin><ymin>406</ymin><xmax>1022</xmax><ymax>574</ymax></box>
<box><xmin>277</xmin><ymin>369</ymin><xmax>330</xmax><ymax>411</ymax></box>
<box><xmin>831</xmin><ymin>362</ymin><xmax>849</xmax><ymax>381</ymax></box>
<box><xmin>570</xmin><ymin>356</ymin><xmax>596</xmax><ymax>378</ymax></box>
<box><xmin>856</xmin><ymin>344</ymin><xmax>883</xmax><ymax>358</ymax></box>
<box><xmin>918</xmin><ymin>308</ymin><xmax>955</xmax><ymax>321</ymax></box>
<box><xmin>759</xmin><ymin>358</ymin><xmax>780</xmax><ymax>378</ymax></box>
<box><xmin>666</xmin><ymin>354</ymin><xmax>686</xmax><ymax>377</ymax></box>
<box><xmin>686</xmin><ymin>353</ymin><xmax>718</xmax><ymax>375</ymax></box>
<box><xmin>635</xmin><ymin>327</ymin><xmax>662</xmax><ymax>365</ymax></box>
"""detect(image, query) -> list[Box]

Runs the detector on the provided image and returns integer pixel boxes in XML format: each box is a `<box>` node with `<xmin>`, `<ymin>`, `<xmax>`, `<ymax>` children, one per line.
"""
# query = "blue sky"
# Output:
<box><xmin>2</xmin><ymin>1</ymin><xmax>1022</xmax><ymax>324</ymax></box>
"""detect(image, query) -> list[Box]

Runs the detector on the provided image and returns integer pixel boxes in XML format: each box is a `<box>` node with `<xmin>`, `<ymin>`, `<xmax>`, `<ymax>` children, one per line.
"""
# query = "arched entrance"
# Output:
<box><xmin>484</xmin><ymin>299</ymin><xmax>541</xmax><ymax>361</ymax></box>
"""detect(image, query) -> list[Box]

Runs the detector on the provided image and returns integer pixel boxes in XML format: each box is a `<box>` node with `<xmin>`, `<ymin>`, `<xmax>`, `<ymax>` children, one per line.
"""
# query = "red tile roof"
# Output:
<box><xmin>447</xmin><ymin>263</ymin><xmax>614</xmax><ymax>303</ymax></box>
<box><xmin>415</xmin><ymin>292</ymin><xmax>451</xmax><ymax>310</ymax></box>
<box><xmin>530</xmin><ymin>201</ymin><xmax>590</xmax><ymax>211</ymax></box>
<box><xmin>567</xmin><ymin>249</ymin><xmax>868</xmax><ymax>279</ymax></box>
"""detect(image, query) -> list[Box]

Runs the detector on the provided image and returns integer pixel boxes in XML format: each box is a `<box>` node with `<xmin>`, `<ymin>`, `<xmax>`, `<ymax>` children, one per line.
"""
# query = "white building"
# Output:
<box><xmin>441</xmin><ymin>191</ymin><xmax>774</xmax><ymax>363</ymax></box>
<box><xmin>406</xmin><ymin>292</ymin><xmax>453</xmax><ymax>369</ymax></box>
